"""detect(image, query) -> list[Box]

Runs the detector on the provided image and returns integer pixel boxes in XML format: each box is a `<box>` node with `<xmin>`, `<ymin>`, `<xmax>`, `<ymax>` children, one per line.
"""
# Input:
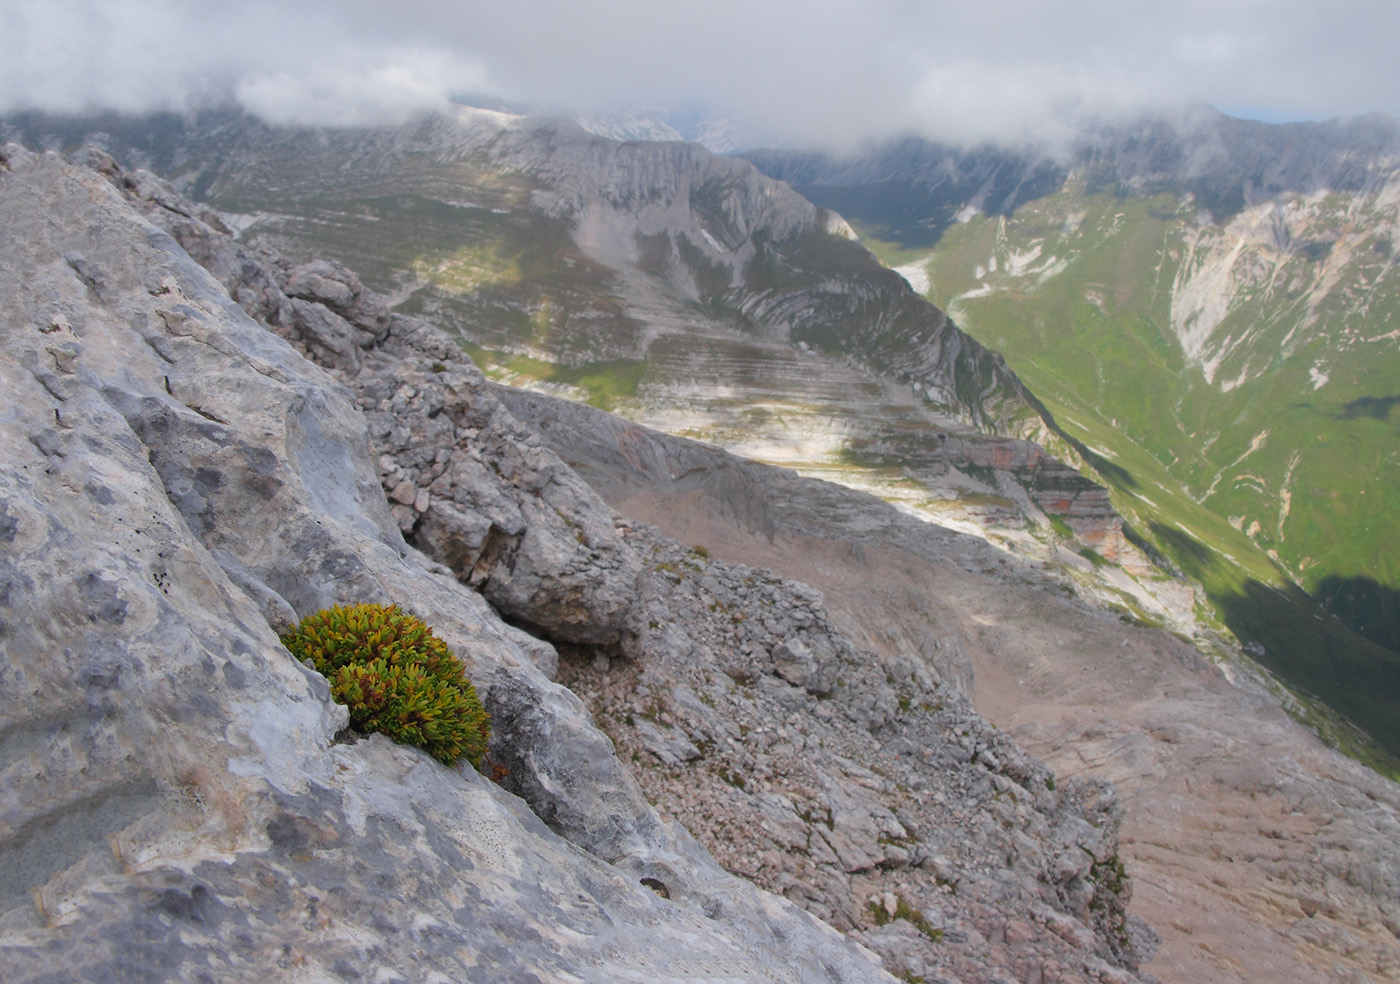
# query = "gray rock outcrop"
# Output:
<box><xmin>0</xmin><ymin>142</ymin><xmax>1166</xmax><ymax>983</ymax></box>
<box><xmin>100</xmin><ymin>147</ymin><xmax>647</xmax><ymax>658</ymax></box>
<box><xmin>565</xmin><ymin>525</ymin><xmax>1151</xmax><ymax>984</ymax></box>
<box><xmin>0</xmin><ymin>143</ymin><xmax>895</xmax><ymax>983</ymax></box>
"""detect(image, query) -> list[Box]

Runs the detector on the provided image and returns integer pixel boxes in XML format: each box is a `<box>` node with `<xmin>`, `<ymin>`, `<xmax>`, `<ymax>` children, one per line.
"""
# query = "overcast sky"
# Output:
<box><xmin>2</xmin><ymin>0</ymin><xmax>1396</xmax><ymax>149</ymax></box>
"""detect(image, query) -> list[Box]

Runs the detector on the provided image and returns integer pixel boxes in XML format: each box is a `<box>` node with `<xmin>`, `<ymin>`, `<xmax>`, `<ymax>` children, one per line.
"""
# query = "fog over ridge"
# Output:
<box><xmin>2</xmin><ymin>0</ymin><xmax>1398</xmax><ymax>148</ymax></box>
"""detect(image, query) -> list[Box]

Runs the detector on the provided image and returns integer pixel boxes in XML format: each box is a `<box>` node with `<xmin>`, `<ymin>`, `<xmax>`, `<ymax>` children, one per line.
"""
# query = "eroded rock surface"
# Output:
<box><xmin>567</xmin><ymin>526</ymin><xmax>1155</xmax><ymax>984</ymax></box>
<box><xmin>496</xmin><ymin>378</ymin><xmax>1400</xmax><ymax>984</ymax></box>
<box><xmin>0</xmin><ymin>144</ymin><xmax>896</xmax><ymax>983</ymax></box>
<box><xmin>57</xmin><ymin>148</ymin><xmax>1171</xmax><ymax>980</ymax></box>
<box><xmin>104</xmin><ymin>148</ymin><xmax>646</xmax><ymax>658</ymax></box>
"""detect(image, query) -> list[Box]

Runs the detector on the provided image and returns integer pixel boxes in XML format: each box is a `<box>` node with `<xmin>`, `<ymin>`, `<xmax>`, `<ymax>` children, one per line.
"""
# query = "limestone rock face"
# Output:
<box><xmin>108</xmin><ymin>150</ymin><xmax>646</xmax><ymax>656</ymax></box>
<box><xmin>0</xmin><ymin>144</ymin><xmax>893</xmax><ymax>983</ymax></box>
<box><xmin>480</xmin><ymin>116</ymin><xmax>1034</xmax><ymax>431</ymax></box>
<box><xmin>16</xmin><ymin>143</ymin><xmax>1164</xmax><ymax>984</ymax></box>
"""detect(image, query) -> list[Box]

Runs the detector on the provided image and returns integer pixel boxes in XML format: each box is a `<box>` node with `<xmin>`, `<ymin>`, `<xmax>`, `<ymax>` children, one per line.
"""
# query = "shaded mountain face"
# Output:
<box><xmin>745</xmin><ymin>109</ymin><xmax>1400</xmax><ymax>754</ymax></box>
<box><xmin>744</xmin><ymin>108</ymin><xmax>1400</xmax><ymax>248</ymax></box>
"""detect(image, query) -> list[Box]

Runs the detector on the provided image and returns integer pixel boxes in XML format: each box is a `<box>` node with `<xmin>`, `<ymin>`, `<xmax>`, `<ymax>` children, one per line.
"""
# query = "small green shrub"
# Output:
<box><xmin>1078</xmin><ymin>546</ymin><xmax>1109</xmax><ymax>567</ymax></box>
<box><xmin>282</xmin><ymin>603</ymin><xmax>490</xmax><ymax>767</ymax></box>
<box><xmin>867</xmin><ymin>894</ymin><xmax>944</xmax><ymax>942</ymax></box>
<box><xmin>1048</xmin><ymin>514</ymin><xmax>1075</xmax><ymax>541</ymax></box>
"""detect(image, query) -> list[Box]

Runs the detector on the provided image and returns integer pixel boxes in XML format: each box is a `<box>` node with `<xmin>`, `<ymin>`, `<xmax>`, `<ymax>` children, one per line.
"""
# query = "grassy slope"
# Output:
<box><xmin>848</xmin><ymin>185</ymin><xmax>1400</xmax><ymax>762</ymax></box>
<box><xmin>200</xmin><ymin>145</ymin><xmax>658</xmax><ymax>405</ymax></box>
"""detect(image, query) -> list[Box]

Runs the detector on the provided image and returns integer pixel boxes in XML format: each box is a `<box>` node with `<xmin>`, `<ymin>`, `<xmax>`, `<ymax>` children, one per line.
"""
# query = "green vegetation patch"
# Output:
<box><xmin>282</xmin><ymin>603</ymin><xmax>491</xmax><ymax>767</ymax></box>
<box><xmin>867</xmin><ymin>894</ymin><xmax>944</xmax><ymax>942</ymax></box>
<box><xmin>413</xmin><ymin>240</ymin><xmax>522</xmax><ymax>293</ymax></box>
<box><xmin>463</xmin><ymin>342</ymin><xmax>649</xmax><ymax>412</ymax></box>
<box><xmin>835</xmin><ymin>177</ymin><xmax>1400</xmax><ymax>766</ymax></box>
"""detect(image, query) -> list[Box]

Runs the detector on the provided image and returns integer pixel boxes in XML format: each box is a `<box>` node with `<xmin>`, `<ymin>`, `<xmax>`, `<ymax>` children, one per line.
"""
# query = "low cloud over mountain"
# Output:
<box><xmin>3</xmin><ymin>0</ymin><xmax>1398</xmax><ymax>148</ymax></box>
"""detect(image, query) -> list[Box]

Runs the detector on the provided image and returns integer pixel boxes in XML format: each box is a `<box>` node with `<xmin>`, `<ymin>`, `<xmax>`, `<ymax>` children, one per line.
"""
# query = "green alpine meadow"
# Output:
<box><xmin>748</xmin><ymin>111</ymin><xmax>1400</xmax><ymax>755</ymax></box>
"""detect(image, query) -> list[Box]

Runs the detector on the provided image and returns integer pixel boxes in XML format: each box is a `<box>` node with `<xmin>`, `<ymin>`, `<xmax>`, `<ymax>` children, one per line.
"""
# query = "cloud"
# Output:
<box><xmin>234</xmin><ymin>50</ymin><xmax>490</xmax><ymax>128</ymax></box>
<box><xmin>1</xmin><ymin>0</ymin><xmax>1397</xmax><ymax>147</ymax></box>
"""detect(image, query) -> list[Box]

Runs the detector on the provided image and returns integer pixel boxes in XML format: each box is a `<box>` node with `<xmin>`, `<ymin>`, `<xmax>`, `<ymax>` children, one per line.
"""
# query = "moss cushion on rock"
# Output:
<box><xmin>282</xmin><ymin>603</ymin><xmax>490</xmax><ymax>767</ymax></box>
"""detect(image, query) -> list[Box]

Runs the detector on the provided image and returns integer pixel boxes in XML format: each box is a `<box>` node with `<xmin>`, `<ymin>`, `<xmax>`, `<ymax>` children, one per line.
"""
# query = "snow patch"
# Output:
<box><xmin>1309</xmin><ymin>365</ymin><xmax>1329</xmax><ymax>389</ymax></box>
<box><xmin>699</xmin><ymin>228</ymin><xmax>727</xmax><ymax>254</ymax></box>
<box><xmin>894</xmin><ymin>264</ymin><xmax>930</xmax><ymax>295</ymax></box>
<box><xmin>1004</xmin><ymin>244</ymin><xmax>1043</xmax><ymax>276</ymax></box>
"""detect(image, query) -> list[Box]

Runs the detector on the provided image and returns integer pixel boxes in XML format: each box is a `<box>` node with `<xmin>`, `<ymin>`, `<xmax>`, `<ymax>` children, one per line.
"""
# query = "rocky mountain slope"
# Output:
<box><xmin>9</xmin><ymin>108</ymin><xmax>1214</xmax><ymax>646</ymax></box>
<box><xmin>0</xmin><ymin>141</ymin><xmax>1178</xmax><ymax>981</ymax></box>
<box><xmin>0</xmin><ymin>141</ymin><xmax>897</xmax><ymax>983</ymax></box>
<box><xmin>122</xmin><ymin>142</ymin><xmax>1400</xmax><ymax>982</ymax></box>
<box><xmin>502</xmin><ymin>379</ymin><xmax>1400</xmax><ymax>984</ymax></box>
<box><xmin>11</xmin><ymin>133</ymin><xmax>1399</xmax><ymax>983</ymax></box>
<box><xmin>5</xmin><ymin>107</ymin><xmax>1031</xmax><ymax>430</ymax></box>
<box><xmin>744</xmin><ymin>108</ymin><xmax>1400</xmax><ymax>758</ymax></box>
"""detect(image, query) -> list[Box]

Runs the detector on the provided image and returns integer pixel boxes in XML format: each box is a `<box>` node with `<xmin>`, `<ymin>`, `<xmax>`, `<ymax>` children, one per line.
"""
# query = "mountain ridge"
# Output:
<box><xmin>105</xmin><ymin>139</ymin><xmax>1400</xmax><ymax>983</ymax></box>
<box><xmin>15</xmin><ymin>105</ymin><xmax>1398</xmax><ymax>758</ymax></box>
<box><xmin>743</xmin><ymin>109</ymin><xmax>1400</xmax><ymax>755</ymax></box>
<box><xmin>5</xmin><ymin>126</ymin><xmax>1400</xmax><ymax>983</ymax></box>
<box><xmin>3</xmin><ymin>106</ymin><xmax>1037</xmax><ymax>431</ymax></box>
<box><xmin>0</xmin><ymin>137</ymin><xmax>1183</xmax><ymax>983</ymax></box>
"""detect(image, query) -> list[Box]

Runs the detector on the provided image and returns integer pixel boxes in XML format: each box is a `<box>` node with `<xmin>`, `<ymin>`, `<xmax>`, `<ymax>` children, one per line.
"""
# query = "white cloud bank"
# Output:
<box><xmin>1</xmin><ymin>0</ymin><xmax>1397</xmax><ymax>147</ymax></box>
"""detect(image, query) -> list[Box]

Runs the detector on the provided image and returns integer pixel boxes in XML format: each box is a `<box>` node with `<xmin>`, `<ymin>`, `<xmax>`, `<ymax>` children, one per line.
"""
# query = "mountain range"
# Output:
<box><xmin>4</xmin><ymin>105</ymin><xmax>1400</xmax><ymax>983</ymax></box>
<box><xmin>743</xmin><ymin>106</ymin><xmax>1400</xmax><ymax>756</ymax></box>
<box><xmin>16</xmin><ymin>103</ymin><xmax>1390</xmax><ymax>764</ymax></box>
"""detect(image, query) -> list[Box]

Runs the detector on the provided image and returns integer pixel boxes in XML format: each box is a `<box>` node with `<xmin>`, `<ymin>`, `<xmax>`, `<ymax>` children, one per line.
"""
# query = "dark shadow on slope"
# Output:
<box><xmin>1337</xmin><ymin>395</ymin><xmax>1400</xmax><ymax>421</ymax></box>
<box><xmin>786</xmin><ymin>180</ymin><xmax>966</xmax><ymax>251</ymax></box>
<box><xmin>1014</xmin><ymin>388</ymin><xmax>1139</xmax><ymax>491</ymax></box>
<box><xmin>740</xmin><ymin>142</ymin><xmax>1068</xmax><ymax>252</ymax></box>
<box><xmin>1216</xmin><ymin>580</ymin><xmax>1400</xmax><ymax>759</ymax></box>
<box><xmin>742</xmin><ymin>110</ymin><xmax>1400</xmax><ymax>245</ymax></box>
<box><xmin>1314</xmin><ymin>575</ymin><xmax>1400</xmax><ymax>656</ymax></box>
<box><xmin>1147</xmin><ymin>520</ymin><xmax>1400</xmax><ymax>758</ymax></box>
<box><xmin>1147</xmin><ymin>521</ymin><xmax>1217</xmax><ymax>572</ymax></box>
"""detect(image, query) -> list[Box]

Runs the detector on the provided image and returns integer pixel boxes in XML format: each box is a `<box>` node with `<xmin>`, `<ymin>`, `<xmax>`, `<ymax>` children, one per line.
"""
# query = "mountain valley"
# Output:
<box><xmin>17</xmin><ymin>102</ymin><xmax>1397</xmax><ymax>762</ymax></box>
<box><xmin>744</xmin><ymin>109</ymin><xmax>1400</xmax><ymax>759</ymax></box>
<box><xmin>4</xmin><ymin>104</ymin><xmax>1400</xmax><ymax>984</ymax></box>
<box><xmin>5</xmin><ymin>108</ymin><xmax>1212</xmax><ymax>640</ymax></box>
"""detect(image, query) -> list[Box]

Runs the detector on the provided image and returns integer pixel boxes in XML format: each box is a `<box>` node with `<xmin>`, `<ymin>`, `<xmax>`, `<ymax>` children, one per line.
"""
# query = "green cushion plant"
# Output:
<box><xmin>282</xmin><ymin>603</ymin><xmax>491</xmax><ymax>767</ymax></box>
